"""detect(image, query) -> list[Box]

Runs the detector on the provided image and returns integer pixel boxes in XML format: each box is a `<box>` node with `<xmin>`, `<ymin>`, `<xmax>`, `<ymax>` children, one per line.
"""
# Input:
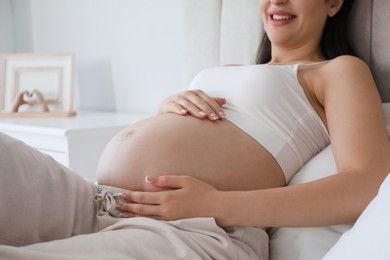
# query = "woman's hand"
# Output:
<box><xmin>157</xmin><ymin>90</ymin><xmax>226</xmax><ymax>121</ymax></box>
<box><xmin>116</xmin><ymin>175</ymin><xmax>220</xmax><ymax>222</ymax></box>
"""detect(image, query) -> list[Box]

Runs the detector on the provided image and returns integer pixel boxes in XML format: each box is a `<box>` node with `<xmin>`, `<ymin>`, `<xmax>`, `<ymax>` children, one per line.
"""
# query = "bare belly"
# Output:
<box><xmin>96</xmin><ymin>113</ymin><xmax>285</xmax><ymax>191</ymax></box>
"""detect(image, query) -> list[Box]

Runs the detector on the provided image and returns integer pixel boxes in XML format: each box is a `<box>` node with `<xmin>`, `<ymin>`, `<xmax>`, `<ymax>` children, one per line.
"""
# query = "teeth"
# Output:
<box><xmin>272</xmin><ymin>15</ymin><xmax>292</xmax><ymax>20</ymax></box>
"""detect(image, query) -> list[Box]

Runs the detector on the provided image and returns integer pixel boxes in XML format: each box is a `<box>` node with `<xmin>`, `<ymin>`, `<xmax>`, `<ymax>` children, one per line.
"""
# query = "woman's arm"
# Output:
<box><xmin>216</xmin><ymin>56</ymin><xmax>390</xmax><ymax>227</ymax></box>
<box><xmin>118</xmin><ymin>56</ymin><xmax>390</xmax><ymax>227</ymax></box>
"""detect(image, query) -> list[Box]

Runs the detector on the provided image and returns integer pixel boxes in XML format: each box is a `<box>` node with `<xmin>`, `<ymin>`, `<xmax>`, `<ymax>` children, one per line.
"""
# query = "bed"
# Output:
<box><xmin>1</xmin><ymin>0</ymin><xmax>390</xmax><ymax>259</ymax></box>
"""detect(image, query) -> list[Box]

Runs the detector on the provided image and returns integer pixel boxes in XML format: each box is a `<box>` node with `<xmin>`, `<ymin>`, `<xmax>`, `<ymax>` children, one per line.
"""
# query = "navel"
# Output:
<box><xmin>123</xmin><ymin>129</ymin><xmax>136</xmax><ymax>139</ymax></box>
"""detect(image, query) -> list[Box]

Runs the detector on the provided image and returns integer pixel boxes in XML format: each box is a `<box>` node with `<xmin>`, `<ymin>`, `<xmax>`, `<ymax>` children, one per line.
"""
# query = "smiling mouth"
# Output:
<box><xmin>271</xmin><ymin>14</ymin><xmax>295</xmax><ymax>21</ymax></box>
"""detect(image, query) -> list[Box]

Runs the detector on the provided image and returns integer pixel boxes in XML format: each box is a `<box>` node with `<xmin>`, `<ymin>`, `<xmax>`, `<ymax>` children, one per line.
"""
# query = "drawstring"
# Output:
<box><xmin>94</xmin><ymin>188</ymin><xmax>122</xmax><ymax>217</ymax></box>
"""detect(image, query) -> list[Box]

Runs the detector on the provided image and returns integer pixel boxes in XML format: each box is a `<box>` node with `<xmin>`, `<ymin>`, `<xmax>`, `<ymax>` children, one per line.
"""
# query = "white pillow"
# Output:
<box><xmin>269</xmin><ymin>146</ymin><xmax>352</xmax><ymax>260</ymax></box>
<box><xmin>323</xmin><ymin>173</ymin><xmax>390</xmax><ymax>259</ymax></box>
<box><xmin>269</xmin><ymin>103</ymin><xmax>390</xmax><ymax>260</ymax></box>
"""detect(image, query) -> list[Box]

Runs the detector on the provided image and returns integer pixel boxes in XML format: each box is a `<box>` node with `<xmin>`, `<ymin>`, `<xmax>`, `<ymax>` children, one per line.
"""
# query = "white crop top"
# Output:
<box><xmin>188</xmin><ymin>64</ymin><xmax>330</xmax><ymax>183</ymax></box>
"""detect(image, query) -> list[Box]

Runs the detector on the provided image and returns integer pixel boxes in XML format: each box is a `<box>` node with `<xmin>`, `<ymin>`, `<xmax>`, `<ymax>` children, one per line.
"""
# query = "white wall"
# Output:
<box><xmin>0</xmin><ymin>0</ymin><xmax>14</xmax><ymax>52</ymax></box>
<box><xmin>10</xmin><ymin>0</ymin><xmax>34</xmax><ymax>52</ymax></box>
<box><xmin>9</xmin><ymin>0</ymin><xmax>221</xmax><ymax>113</ymax></box>
<box><xmin>6</xmin><ymin>0</ymin><xmax>262</xmax><ymax>113</ymax></box>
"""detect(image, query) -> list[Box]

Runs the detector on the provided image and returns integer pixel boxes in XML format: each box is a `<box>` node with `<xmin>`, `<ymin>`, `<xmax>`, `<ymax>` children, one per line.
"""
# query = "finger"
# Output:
<box><xmin>190</xmin><ymin>90</ymin><xmax>221</xmax><ymax>120</ymax></box>
<box><xmin>116</xmin><ymin>202</ymin><xmax>161</xmax><ymax>217</ymax></box>
<box><xmin>214</xmin><ymin>97</ymin><xmax>227</xmax><ymax>107</ymax></box>
<box><xmin>160</xmin><ymin>92</ymin><xmax>207</xmax><ymax>119</ymax></box>
<box><xmin>118</xmin><ymin>212</ymin><xmax>136</xmax><ymax>218</ymax></box>
<box><xmin>212</xmin><ymin>98</ymin><xmax>226</xmax><ymax>119</ymax></box>
<box><xmin>168</xmin><ymin>102</ymin><xmax>188</xmax><ymax>115</ymax></box>
<box><xmin>193</xmin><ymin>90</ymin><xmax>226</xmax><ymax>120</ymax></box>
<box><xmin>175</xmin><ymin>97</ymin><xmax>208</xmax><ymax>119</ymax></box>
<box><xmin>184</xmin><ymin>95</ymin><xmax>219</xmax><ymax>121</ymax></box>
<box><xmin>119</xmin><ymin>212</ymin><xmax>165</xmax><ymax>221</ymax></box>
<box><xmin>145</xmin><ymin>175</ymin><xmax>188</xmax><ymax>189</ymax></box>
<box><xmin>119</xmin><ymin>191</ymin><xmax>162</xmax><ymax>205</ymax></box>
<box><xmin>157</xmin><ymin>99</ymin><xmax>188</xmax><ymax>115</ymax></box>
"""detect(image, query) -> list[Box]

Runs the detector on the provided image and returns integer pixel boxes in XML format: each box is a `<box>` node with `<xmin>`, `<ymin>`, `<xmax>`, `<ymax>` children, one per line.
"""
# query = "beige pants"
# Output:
<box><xmin>0</xmin><ymin>133</ymin><xmax>268</xmax><ymax>259</ymax></box>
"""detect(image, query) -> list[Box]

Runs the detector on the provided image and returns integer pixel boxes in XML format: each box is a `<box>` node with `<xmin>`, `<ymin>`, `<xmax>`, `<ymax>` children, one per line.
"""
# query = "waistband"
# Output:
<box><xmin>223</xmin><ymin>106</ymin><xmax>301</xmax><ymax>183</ymax></box>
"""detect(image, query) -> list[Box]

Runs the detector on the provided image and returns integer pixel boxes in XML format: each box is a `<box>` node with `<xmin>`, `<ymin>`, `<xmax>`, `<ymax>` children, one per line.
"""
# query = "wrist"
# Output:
<box><xmin>209</xmin><ymin>190</ymin><xmax>238</xmax><ymax>227</ymax></box>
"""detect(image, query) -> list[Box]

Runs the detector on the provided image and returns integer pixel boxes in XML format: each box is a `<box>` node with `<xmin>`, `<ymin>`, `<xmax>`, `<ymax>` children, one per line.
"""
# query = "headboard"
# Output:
<box><xmin>348</xmin><ymin>0</ymin><xmax>390</xmax><ymax>102</ymax></box>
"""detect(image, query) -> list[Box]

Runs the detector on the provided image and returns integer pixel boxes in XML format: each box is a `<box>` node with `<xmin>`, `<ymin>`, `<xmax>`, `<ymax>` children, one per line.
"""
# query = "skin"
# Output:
<box><xmin>96</xmin><ymin>113</ymin><xmax>285</xmax><ymax>192</ymax></box>
<box><xmin>108</xmin><ymin>0</ymin><xmax>390</xmax><ymax>228</ymax></box>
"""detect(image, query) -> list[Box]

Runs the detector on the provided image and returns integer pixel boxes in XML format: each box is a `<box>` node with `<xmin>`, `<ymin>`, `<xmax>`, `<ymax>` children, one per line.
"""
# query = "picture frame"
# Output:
<box><xmin>0</xmin><ymin>53</ymin><xmax>76</xmax><ymax>117</ymax></box>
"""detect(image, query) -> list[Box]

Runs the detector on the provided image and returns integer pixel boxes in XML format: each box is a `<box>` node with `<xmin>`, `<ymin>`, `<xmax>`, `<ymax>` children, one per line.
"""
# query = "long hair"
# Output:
<box><xmin>256</xmin><ymin>0</ymin><xmax>356</xmax><ymax>64</ymax></box>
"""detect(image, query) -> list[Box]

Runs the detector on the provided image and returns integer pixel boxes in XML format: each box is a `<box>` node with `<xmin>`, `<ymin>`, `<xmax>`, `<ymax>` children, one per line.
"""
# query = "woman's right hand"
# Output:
<box><xmin>157</xmin><ymin>89</ymin><xmax>226</xmax><ymax>121</ymax></box>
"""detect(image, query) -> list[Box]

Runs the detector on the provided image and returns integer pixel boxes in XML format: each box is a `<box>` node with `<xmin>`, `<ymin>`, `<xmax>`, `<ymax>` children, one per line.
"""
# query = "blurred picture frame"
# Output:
<box><xmin>0</xmin><ymin>53</ymin><xmax>76</xmax><ymax>117</ymax></box>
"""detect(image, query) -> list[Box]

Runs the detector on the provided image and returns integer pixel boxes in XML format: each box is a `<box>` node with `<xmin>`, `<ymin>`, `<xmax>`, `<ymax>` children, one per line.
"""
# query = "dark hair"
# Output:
<box><xmin>256</xmin><ymin>0</ymin><xmax>356</xmax><ymax>64</ymax></box>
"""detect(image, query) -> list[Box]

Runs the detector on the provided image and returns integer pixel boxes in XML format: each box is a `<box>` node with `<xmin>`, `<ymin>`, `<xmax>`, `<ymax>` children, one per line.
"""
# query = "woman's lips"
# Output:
<box><xmin>269</xmin><ymin>12</ymin><xmax>296</xmax><ymax>25</ymax></box>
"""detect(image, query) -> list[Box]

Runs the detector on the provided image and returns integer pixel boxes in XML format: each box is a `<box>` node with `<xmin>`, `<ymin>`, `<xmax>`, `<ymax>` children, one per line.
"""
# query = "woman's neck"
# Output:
<box><xmin>269</xmin><ymin>45</ymin><xmax>325</xmax><ymax>65</ymax></box>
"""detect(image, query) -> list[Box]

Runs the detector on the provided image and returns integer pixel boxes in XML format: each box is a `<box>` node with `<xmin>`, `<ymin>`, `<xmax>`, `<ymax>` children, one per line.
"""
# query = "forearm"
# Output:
<box><xmin>213</xmin><ymin>169</ymin><xmax>388</xmax><ymax>228</ymax></box>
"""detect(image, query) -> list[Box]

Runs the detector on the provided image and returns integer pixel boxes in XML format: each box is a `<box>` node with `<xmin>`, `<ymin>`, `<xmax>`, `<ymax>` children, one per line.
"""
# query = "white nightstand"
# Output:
<box><xmin>0</xmin><ymin>111</ymin><xmax>152</xmax><ymax>182</ymax></box>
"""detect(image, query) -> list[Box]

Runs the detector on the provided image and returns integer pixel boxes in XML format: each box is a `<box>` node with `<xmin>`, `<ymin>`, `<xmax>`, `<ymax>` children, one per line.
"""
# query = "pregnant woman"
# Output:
<box><xmin>1</xmin><ymin>0</ymin><xmax>389</xmax><ymax>259</ymax></box>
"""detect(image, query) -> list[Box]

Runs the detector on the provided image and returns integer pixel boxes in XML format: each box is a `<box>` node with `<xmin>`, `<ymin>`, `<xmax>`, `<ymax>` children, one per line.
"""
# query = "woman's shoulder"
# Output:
<box><xmin>324</xmin><ymin>55</ymin><xmax>370</xmax><ymax>73</ymax></box>
<box><xmin>319</xmin><ymin>55</ymin><xmax>377</xmax><ymax>99</ymax></box>
<box><xmin>313</xmin><ymin>55</ymin><xmax>373</xmax><ymax>85</ymax></box>
<box><xmin>299</xmin><ymin>56</ymin><xmax>367</xmax><ymax>74</ymax></box>
<box><xmin>301</xmin><ymin>55</ymin><xmax>375</xmax><ymax>105</ymax></box>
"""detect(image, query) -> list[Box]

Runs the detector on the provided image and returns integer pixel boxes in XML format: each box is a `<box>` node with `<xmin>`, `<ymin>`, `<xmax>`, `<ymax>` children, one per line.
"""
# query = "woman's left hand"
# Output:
<box><xmin>116</xmin><ymin>175</ymin><xmax>219</xmax><ymax>221</ymax></box>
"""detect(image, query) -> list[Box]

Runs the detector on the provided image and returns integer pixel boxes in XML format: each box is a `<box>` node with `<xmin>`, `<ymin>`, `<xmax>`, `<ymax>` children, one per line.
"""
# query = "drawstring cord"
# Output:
<box><xmin>94</xmin><ymin>188</ymin><xmax>122</xmax><ymax>217</ymax></box>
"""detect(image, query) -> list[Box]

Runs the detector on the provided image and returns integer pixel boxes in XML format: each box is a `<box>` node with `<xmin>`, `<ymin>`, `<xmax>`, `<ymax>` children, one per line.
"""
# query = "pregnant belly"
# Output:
<box><xmin>96</xmin><ymin>113</ymin><xmax>285</xmax><ymax>191</ymax></box>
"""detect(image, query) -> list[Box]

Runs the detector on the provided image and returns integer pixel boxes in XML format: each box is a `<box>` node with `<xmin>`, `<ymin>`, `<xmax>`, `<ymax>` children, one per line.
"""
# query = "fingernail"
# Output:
<box><xmin>145</xmin><ymin>176</ymin><xmax>158</xmax><ymax>183</ymax></box>
<box><xmin>218</xmin><ymin>111</ymin><xmax>225</xmax><ymax>119</ymax></box>
<box><xmin>210</xmin><ymin>113</ymin><xmax>219</xmax><ymax>121</ymax></box>
<box><xmin>116</xmin><ymin>205</ymin><xmax>124</xmax><ymax>211</ymax></box>
<box><xmin>198</xmin><ymin>111</ymin><xmax>207</xmax><ymax>117</ymax></box>
<box><xmin>179</xmin><ymin>109</ymin><xmax>187</xmax><ymax>114</ymax></box>
<box><xmin>119</xmin><ymin>213</ymin><xmax>131</xmax><ymax>218</ymax></box>
<box><xmin>119</xmin><ymin>192</ymin><xmax>129</xmax><ymax>197</ymax></box>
